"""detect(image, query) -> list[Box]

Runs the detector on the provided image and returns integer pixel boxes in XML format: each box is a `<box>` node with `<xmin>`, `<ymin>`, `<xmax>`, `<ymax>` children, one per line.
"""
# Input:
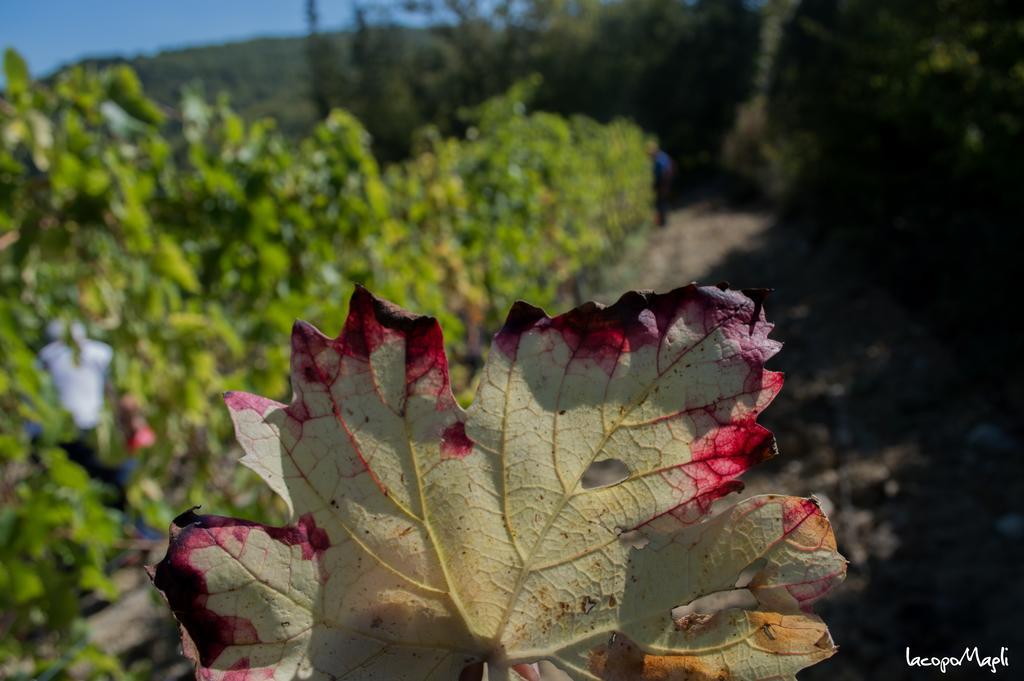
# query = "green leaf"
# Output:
<box><xmin>3</xmin><ymin>49</ymin><xmax>30</xmax><ymax>98</ymax></box>
<box><xmin>9</xmin><ymin>563</ymin><xmax>45</xmax><ymax>604</ymax></box>
<box><xmin>49</xmin><ymin>453</ymin><xmax>92</xmax><ymax>491</ymax></box>
<box><xmin>154</xmin><ymin>235</ymin><xmax>200</xmax><ymax>293</ymax></box>
<box><xmin>105</xmin><ymin>65</ymin><xmax>164</xmax><ymax>126</ymax></box>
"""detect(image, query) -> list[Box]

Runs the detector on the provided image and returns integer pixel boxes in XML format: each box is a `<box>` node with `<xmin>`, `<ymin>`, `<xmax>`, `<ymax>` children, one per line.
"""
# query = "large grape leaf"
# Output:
<box><xmin>151</xmin><ymin>285</ymin><xmax>846</xmax><ymax>680</ymax></box>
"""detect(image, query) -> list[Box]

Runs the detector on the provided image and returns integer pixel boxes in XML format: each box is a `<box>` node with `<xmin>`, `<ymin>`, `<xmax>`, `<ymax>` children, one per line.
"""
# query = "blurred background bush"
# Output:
<box><xmin>2</xmin><ymin>0</ymin><xmax>1021</xmax><ymax>678</ymax></box>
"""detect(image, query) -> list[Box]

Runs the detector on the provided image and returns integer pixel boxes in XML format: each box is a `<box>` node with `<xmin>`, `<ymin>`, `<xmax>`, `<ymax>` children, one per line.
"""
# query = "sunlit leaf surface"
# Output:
<box><xmin>152</xmin><ymin>285</ymin><xmax>845</xmax><ymax>680</ymax></box>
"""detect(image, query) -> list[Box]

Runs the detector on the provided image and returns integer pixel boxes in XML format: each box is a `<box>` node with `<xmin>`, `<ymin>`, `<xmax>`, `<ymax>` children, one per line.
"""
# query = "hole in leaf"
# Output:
<box><xmin>538</xmin><ymin>661</ymin><xmax>573</xmax><ymax>681</ymax></box>
<box><xmin>459</xmin><ymin>661</ymin><xmax>483</xmax><ymax>681</ymax></box>
<box><xmin>734</xmin><ymin>557</ymin><xmax>768</xmax><ymax>588</ymax></box>
<box><xmin>672</xmin><ymin>588</ymin><xmax>759</xmax><ymax>621</ymax></box>
<box><xmin>617</xmin><ymin>528</ymin><xmax>650</xmax><ymax>550</ymax></box>
<box><xmin>582</xmin><ymin>458</ymin><xmax>630</xmax><ymax>489</ymax></box>
<box><xmin>476</xmin><ymin>662</ymin><xmax>543</xmax><ymax>680</ymax></box>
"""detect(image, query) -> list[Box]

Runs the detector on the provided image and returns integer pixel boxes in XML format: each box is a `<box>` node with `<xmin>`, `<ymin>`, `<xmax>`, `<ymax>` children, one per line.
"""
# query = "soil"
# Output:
<box><xmin>94</xmin><ymin>197</ymin><xmax>1023</xmax><ymax>680</ymax></box>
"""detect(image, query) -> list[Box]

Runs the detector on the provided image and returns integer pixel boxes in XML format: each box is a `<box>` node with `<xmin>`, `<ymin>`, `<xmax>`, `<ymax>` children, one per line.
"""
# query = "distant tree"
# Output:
<box><xmin>348</xmin><ymin>6</ymin><xmax>431</xmax><ymax>159</ymax></box>
<box><xmin>306</xmin><ymin>0</ymin><xmax>342</xmax><ymax>119</ymax></box>
<box><xmin>525</xmin><ymin>0</ymin><xmax>761</xmax><ymax>174</ymax></box>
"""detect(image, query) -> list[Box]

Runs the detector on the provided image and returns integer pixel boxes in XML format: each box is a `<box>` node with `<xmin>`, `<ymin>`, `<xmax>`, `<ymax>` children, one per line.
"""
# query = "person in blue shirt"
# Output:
<box><xmin>649</xmin><ymin>141</ymin><xmax>675</xmax><ymax>227</ymax></box>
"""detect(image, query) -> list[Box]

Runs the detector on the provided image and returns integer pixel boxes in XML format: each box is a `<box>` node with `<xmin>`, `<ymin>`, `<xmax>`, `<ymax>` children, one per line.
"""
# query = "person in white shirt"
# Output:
<box><xmin>38</xmin><ymin>320</ymin><xmax>113</xmax><ymax>431</ymax></box>
<box><xmin>36</xmin><ymin>320</ymin><xmax>123</xmax><ymax>493</ymax></box>
<box><xmin>35</xmin><ymin>321</ymin><xmax>157</xmax><ymax>537</ymax></box>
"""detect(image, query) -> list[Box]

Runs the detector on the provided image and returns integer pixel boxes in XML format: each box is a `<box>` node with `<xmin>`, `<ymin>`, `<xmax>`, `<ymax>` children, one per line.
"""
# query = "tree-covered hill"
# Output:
<box><xmin>73</xmin><ymin>32</ymin><xmax>350</xmax><ymax>139</ymax></box>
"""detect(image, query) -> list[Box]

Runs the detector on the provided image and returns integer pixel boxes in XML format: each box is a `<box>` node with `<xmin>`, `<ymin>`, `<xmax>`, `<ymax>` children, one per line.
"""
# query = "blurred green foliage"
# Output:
<box><xmin>0</xmin><ymin>50</ymin><xmax>650</xmax><ymax>677</ymax></box>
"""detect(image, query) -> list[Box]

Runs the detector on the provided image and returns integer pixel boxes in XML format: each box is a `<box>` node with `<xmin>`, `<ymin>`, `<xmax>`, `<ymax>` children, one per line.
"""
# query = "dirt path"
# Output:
<box><xmin>594</xmin><ymin>200</ymin><xmax>774</xmax><ymax>294</ymax></box>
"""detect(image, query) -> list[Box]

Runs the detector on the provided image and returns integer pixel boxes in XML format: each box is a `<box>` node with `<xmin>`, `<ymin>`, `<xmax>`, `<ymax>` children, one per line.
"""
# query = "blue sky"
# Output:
<box><xmin>1</xmin><ymin>0</ymin><xmax>352</xmax><ymax>84</ymax></box>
